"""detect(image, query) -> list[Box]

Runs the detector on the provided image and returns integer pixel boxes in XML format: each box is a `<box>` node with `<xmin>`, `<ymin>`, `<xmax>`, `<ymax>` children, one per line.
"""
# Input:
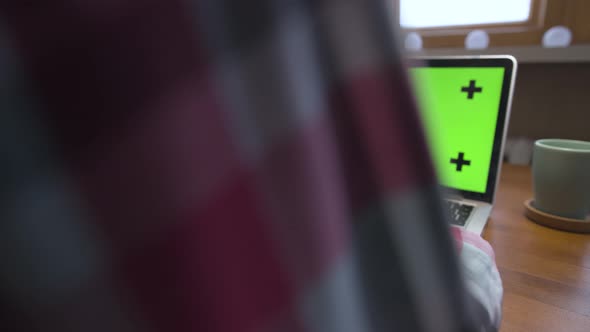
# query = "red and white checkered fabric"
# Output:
<box><xmin>0</xmin><ymin>1</ymin><xmax>501</xmax><ymax>331</ymax></box>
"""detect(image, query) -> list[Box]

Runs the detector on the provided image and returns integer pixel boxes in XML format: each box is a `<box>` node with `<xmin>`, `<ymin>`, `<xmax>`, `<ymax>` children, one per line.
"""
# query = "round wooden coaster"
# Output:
<box><xmin>524</xmin><ymin>199</ymin><xmax>590</xmax><ymax>233</ymax></box>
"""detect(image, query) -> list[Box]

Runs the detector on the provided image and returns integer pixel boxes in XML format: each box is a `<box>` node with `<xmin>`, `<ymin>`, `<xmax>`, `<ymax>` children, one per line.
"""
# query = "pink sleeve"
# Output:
<box><xmin>451</xmin><ymin>227</ymin><xmax>503</xmax><ymax>329</ymax></box>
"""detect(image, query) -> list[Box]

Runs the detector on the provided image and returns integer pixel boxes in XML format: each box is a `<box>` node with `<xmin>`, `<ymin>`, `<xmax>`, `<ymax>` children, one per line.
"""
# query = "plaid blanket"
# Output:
<box><xmin>0</xmin><ymin>0</ymin><xmax>501</xmax><ymax>331</ymax></box>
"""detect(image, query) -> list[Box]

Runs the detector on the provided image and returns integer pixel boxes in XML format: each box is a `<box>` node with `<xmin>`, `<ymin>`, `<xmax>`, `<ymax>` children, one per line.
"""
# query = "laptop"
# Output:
<box><xmin>407</xmin><ymin>56</ymin><xmax>517</xmax><ymax>234</ymax></box>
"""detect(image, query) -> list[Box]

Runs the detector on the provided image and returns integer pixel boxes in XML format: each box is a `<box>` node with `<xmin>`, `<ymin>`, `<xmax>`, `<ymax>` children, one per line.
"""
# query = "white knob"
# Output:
<box><xmin>465</xmin><ymin>30</ymin><xmax>490</xmax><ymax>50</ymax></box>
<box><xmin>405</xmin><ymin>32</ymin><xmax>423</xmax><ymax>51</ymax></box>
<box><xmin>542</xmin><ymin>26</ymin><xmax>572</xmax><ymax>48</ymax></box>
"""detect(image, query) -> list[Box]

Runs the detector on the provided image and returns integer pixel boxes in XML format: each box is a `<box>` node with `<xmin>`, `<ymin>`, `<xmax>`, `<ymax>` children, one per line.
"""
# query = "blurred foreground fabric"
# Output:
<box><xmin>0</xmin><ymin>1</ymin><xmax>500</xmax><ymax>331</ymax></box>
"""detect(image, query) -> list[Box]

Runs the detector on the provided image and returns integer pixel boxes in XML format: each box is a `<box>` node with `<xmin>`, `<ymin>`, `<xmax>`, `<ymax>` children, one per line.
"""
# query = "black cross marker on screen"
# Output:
<box><xmin>450</xmin><ymin>152</ymin><xmax>471</xmax><ymax>172</ymax></box>
<box><xmin>461</xmin><ymin>80</ymin><xmax>483</xmax><ymax>99</ymax></box>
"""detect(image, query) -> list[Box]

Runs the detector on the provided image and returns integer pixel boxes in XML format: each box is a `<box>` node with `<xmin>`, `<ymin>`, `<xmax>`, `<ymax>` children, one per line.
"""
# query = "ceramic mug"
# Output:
<box><xmin>532</xmin><ymin>139</ymin><xmax>590</xmax><ymax>220</ymax></box>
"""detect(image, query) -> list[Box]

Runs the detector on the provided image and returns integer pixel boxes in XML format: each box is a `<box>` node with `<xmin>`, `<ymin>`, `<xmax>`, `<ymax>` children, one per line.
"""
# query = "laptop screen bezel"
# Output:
<box><xmin>407</xmin><ymin>56</ymin><xmax>516</xmax><ymax>203</ymax></box>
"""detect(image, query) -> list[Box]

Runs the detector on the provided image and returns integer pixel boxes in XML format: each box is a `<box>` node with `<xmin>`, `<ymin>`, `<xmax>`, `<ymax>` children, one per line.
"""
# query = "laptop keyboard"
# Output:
<box><xmin>445</xmin><ymin>201</ymin><xmax>475</xmax><ymax>226</ymax></box>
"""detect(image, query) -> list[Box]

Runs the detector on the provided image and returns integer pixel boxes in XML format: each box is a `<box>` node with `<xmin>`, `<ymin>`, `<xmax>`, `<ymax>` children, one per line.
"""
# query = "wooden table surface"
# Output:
<box><xmin>482</xmin><ymin>164</ymin><xmax>590</xmax><ymax>332</ymax></box>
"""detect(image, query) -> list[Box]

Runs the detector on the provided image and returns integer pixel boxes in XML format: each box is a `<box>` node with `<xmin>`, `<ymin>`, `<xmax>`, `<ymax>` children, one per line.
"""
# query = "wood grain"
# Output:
<box><xmin>483</xmin><ymin>164</ymin><xmax>590</xmax><ymax>332</ymax></box>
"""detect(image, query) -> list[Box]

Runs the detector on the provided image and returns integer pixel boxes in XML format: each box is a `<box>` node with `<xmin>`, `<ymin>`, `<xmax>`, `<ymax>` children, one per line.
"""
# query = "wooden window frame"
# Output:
<box><xmin>395</xmin><ymin>0</ymin><xmax>590</xmax><ymax>48</ymax></box>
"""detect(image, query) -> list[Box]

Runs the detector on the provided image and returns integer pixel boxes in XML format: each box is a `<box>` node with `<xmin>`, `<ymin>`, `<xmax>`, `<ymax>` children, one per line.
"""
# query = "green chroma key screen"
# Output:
<box><xmin>409</xmin><ymin>67</ymin><xmax>505</xmax><ymax>194</ymax></box>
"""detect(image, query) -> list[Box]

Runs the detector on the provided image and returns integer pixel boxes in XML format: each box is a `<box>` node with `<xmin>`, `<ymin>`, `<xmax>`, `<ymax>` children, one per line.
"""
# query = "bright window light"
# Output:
<box><xmin>400</xmin><ymin>0</ymin><xmax>533</xmax><ymax>29</ymax></box>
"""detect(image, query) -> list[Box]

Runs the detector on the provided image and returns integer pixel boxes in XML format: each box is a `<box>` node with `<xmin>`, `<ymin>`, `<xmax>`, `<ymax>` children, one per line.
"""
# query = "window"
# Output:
<box><xmin>395</xmin><ymin>0</ymin><xmax>590</xmax><ymax>48</ymax></box>
<box><xmin>400</xmin><ymin>0</ymin><xmax>533</xmax><ymax>29</ymax></box>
